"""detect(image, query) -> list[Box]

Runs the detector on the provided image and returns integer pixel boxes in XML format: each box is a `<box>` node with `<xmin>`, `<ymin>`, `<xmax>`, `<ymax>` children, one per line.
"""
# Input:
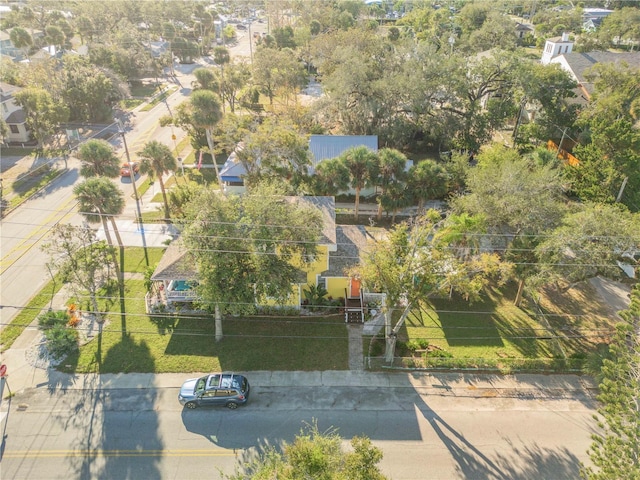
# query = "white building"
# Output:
<box><xmin>0</xmin><ymin>82</ymin><xmax>30</xmax><ymax>144</ymax></box>
<box><xmin>541</xmin><ymin>32</ymin><xmax>573</xmax><ymax>65</ymax></box>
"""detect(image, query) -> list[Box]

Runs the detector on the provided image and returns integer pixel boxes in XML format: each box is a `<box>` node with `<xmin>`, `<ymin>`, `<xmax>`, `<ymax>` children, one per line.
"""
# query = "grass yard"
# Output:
<box><xmin>402</xmin><ymin>285</ymin><xmax>556</xmax><ymax>361</ymax></box>
<box><xmin>61</xmin><ymin>280</ymin><xmax>349</xmax><ymax>373</ymax></box>
<box><xmin>0</xmin><ymin>276</ymin><xmax>65</xmax><ymax>352</ymax></box>
<box><xmin>371</xmin><ymin>280</ymin><xmax>620</xmax><ymax>372</ymax></box>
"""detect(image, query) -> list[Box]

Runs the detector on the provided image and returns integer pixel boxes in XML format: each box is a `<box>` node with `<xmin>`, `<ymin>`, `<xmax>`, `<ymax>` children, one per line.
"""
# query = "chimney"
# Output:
<box><xmin>561</xmin><ymin>32</ymin><xmax>569</xmax><ymax>42</ymax></box>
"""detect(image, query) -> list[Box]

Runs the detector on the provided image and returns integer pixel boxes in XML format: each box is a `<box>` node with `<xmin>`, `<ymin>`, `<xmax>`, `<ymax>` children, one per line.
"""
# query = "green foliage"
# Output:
<box><xmin>183</xmin><ymin>186</ymin><xmax>324</xmax><ymax>339</ymax></box>
<box><xmin>43</xmin><ymin>323</ymin><xmax>79</xmax><ymax>358</ymax></box>
<box><xmin>581</xmin><ymin>285</ymin><xmax>640</xmax><ymax>480</ymax></box>
<box><xmin>453</xmin><ymin>143</ymin><xmax>566</xmax><ymax>235</ymax></box>
<box><xmin>535</xmin><ymin>203</ymin><xmax>640</xmax><ymax>285</ymax></box>
<box><xmin>406</xmin><ymin>338</ymin><xmax>429</xmax><ymax>352</ymax></box>
<box><xmin>37</xmin><ymin>309</ymin><xmax>69</xmax><ymax>330</ymax></box>
<box><xmin>303</xmin><ymin>283</ymin><xmax>330</xmax><ymax>310</ymax></box>
<box><xmin>77</xmin><ymin>139</ymin><xmax>121</xmax><ymax>178</ymax></box>
<box><xmin>14</xmin><ymin>87</ymin><xmax>69</xmax><ymax>146</ymax></box>
<box><xmin>229</xmin><ymin>421</ymin><xmax>387</xmax><ymax>480</ymax></box>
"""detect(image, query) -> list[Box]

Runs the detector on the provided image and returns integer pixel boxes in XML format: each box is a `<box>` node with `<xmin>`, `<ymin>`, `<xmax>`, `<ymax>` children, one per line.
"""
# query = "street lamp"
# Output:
<box><xmin>116</xmin><ymin>119</ymin><xmax>143</xmax><ymax>233</ymax></box>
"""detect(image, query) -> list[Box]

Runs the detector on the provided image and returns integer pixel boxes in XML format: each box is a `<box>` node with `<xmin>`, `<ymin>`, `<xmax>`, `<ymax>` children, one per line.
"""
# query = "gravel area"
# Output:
<box><xmin>25</xmin><ymin>313</ymin><xmax>108</xmax><ymax>370</ymax></box>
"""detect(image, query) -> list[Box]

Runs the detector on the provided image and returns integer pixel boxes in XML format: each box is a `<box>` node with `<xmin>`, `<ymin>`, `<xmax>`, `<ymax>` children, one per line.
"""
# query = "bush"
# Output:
<box><xmin>426</xmin><ymin>348</ymin><xmax>453</xmax><ymax>358</ymax></box>
<box><xmin>43</xmin><ymin>324</ymin><xmax>79</xmax><ymax>358</ymax></box>
<box><xmin>37</xmin><ymin>309</ymin><xmax>69</xmax><ymax>330</ymax></box>
<box><xmin>406</xmin><ymin>339</ymin><xmax>429</xmax><ymax>352</ymax></box>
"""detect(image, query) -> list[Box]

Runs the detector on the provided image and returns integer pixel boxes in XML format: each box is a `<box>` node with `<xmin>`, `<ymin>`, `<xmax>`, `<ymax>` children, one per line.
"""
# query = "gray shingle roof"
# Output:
<box><xmin>150</xmin><ymin>241</ymin><xmax>198</xmax><ymax>281</ymax></box>
<box><xmin>322</xmin><ymin>225</ymin><xmax>374</xmax><ymax>277</ymax></box>
<box><xmin>5</xmin><ymin>109</ymin><xmax>26</xmax><ymax>124</ymax></box>
<box><xmin>561</xmin><ymin>52</ymin><xmax>640</xmax><ymax>96</ymax></box>
<box><xmin>288</xmin><ymin>196</ymin><xmax>336</xmax><ymax>245</ymax></box>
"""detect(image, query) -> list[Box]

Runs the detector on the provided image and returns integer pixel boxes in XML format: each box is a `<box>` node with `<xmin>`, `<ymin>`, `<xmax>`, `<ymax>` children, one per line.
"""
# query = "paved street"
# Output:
<box><xmin>0</xmin><ymin>371</ymin><xmax>598</xmax><ymax>480</ymax></box>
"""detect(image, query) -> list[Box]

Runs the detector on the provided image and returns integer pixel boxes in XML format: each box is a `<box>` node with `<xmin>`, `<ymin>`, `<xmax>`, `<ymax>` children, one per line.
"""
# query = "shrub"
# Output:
<box><xmin>406</xmin><ymin>339</ymin><xmax>429</xmax><ymax>352</ymax></box>
<box><xmin>43</xmin><ymin>324</ymin><xmax>79</xmax><ymax>358</ymax></box>
<box><xmin>37</xmin><ymin>310</ymin><xmax>69</xmax><ymax>330</ymax></box>
<box><xmin>426</xmin><ymin>349</ymin><xmax>453</xmax><ymax>358</ymax></box>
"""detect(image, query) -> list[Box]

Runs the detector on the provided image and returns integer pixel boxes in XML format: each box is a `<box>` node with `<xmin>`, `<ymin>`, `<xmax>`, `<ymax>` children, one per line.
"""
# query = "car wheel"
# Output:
<box><xmin>185</xmin><ymin>401</ymin><xmax>198</xmax><ymax>409</ymax></box>
<box><xmin>226</xmin><ymin>402</ymin><xmax>238</xmax><ymax>409</ymax></box>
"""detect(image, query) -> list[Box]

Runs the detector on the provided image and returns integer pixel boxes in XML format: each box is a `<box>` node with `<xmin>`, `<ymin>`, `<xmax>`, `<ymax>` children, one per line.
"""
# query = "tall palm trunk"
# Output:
<box><xmin>377</xmin><ymin>187</ymin><xmax>386</xmax><ymax>220</ymax></box>
<box><xmin>158</xmin><ymin>176</ymin><xmax>171</xmax><ymax>220</ymax></box>
<box><xmin>100</xmin><ymin>215</ymin><xmax>121</xmax><ymax>282</ymax></box>
<box><xmin>109</xmin><ymin>217</ymin><xmax>123</xmax><ymax>247</ymax></box>
<box><xmin>514</xmin><ymin>277</ymin><xmax>525</xmax><ymax>307</ymax></box>
<box><xmin>354</xmin><ymin>186</ymin><xmax>361</xmax><ymax>219</ymax></box>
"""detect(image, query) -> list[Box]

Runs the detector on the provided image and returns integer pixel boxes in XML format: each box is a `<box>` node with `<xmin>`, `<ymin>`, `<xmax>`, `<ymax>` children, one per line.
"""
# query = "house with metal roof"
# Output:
<box><xmin>219</xmin><ymin>135</ymin><xmax>379</xmax><ymax>194</ymax></box>
<box><xmin>149</xmin><ymin>196</ymin><xmax>376</xmax><ymax>322</ymax></box>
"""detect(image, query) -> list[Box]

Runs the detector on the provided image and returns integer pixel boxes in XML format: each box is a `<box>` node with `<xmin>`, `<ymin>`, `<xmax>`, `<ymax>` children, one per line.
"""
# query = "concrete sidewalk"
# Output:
<box><xmin>0</xmin><ymin>350</ymin><xmax>598</xmax><ymax>398</ymax></box>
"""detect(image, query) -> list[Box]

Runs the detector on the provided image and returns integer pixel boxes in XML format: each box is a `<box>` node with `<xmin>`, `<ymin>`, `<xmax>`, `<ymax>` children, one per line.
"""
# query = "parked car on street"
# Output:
<box><xmin>120</xmin><ymin>162</ymin><xmax>139</xmax><ymax>177</ymax></box>
<box><xmin>178</xmin><ymin>373</ymin><xmax>250</xmax><ymax>409</ymax></box>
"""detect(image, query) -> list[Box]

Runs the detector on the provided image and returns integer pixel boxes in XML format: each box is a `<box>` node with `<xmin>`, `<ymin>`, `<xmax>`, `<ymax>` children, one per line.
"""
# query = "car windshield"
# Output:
<box><xmin>195</xmin><ymin>376</ymin><xmax>207</xmax><ymax>392</ymax></box>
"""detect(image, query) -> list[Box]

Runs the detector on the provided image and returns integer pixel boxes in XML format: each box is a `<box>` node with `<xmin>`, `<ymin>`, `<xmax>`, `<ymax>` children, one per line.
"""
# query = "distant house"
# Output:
<box><xmin>541</xmin><ymin>33</ymin><xmax>640</xmax><ymax>103</ymax></box>
<box><xmin>514</xmin><ymin>22</ymin><xmax>533</xmax><ymax>40</ymax></box>
<box><xmin>582</xmin><ymin>8</ymin><xmax>613</xmax><ymax>32</ymax></box>
<box><xmin>146</xmin><ymin>40</ymin><xmax>170</xmax><ymax>58</ymax></box>
<box><xmin>219</xmin><ymin>135</ymin><xmax>379</xmax><ymax>194</ymax></box>
<box><xmin>0</xmin><ymin>27</ymin><xmax>44</xmax><ymax>62</ymax></box>
<box><xmin>150</xmin><ymin>196</ymin><xmax>375</xmax><ymax>322</ymax></box>
<box><xmin>541</xmin><ymin>32</ymin><xmax>574</xmax><ymax>65</ymax></box>
<box><xmin>0</xmin><ymin>82</ymin><xmax>30</xmax><ymax>143</ymax></box>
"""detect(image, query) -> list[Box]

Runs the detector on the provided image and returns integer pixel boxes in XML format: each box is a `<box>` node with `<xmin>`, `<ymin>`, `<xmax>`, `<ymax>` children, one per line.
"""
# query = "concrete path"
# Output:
<box><xmin>589</xmin><ymin>276</ymin><xmax>631</xmax><ymax>316</ymax></box>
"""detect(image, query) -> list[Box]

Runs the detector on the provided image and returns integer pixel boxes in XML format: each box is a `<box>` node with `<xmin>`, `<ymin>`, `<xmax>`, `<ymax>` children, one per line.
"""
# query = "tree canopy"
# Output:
<box><xmin>229</xmin><ymin>421</ymin><xmax>388</xmax><ymax>480</ymax></box>
<box><xmin>182</xmin><ymin>185</ymin><xmax>323</xmax><ymax>341</ymax></box>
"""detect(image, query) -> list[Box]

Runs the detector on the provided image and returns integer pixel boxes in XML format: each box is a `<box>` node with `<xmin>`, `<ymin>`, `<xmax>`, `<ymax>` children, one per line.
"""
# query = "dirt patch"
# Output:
<box><xmin>532</xmin><ymin>279</ymin><xmax>629</xmax><ymax>352</ymax></box>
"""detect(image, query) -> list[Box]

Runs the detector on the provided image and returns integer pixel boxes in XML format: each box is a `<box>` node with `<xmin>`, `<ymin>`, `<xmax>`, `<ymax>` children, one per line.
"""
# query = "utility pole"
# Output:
<box><xmin>116</xmin><ymin>120</ymin><xmax>143</xmax><ymax>232</ymax></box>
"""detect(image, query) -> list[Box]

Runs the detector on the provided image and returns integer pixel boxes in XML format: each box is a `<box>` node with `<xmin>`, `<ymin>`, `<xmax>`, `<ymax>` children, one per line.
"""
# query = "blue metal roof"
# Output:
<box><xmin>220</xmin><ymin>136</ymin><xmax>380</xmax><ymax>182</ymax></box>
<box><xmin>309</xmin><ymin>135</ymin><xmax>378</xmax><ymax>168</ymax></box>
<box><xmin>219</xmin><ymin>152</ymin><xmax>245</xmax><ymax>183</ymax></box>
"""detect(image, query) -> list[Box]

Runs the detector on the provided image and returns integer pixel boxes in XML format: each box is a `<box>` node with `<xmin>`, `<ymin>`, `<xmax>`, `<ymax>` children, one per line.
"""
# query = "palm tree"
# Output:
<box><xmin>9</xmin><ymin>27</ymin><xmax>33</xmax><ymax>61</ymax></box>
<box><xmin>375</xmin><ymin>148</ymin><xmax>407</xmax><ymax>220</ymax></box>
<box><xmin>340</xmin><ymin>146</ymin><xmax>379</xmax><ymax>219</ymax></box>
<box><xmin>138</xmin><ymin>141</ymin><xmax>177</xmax><ymax>219</ymax></box>
<box><xmin>74</xmin><ymin>177</ymin><xmax>126</xmax><ymax>280</ymax></box>
<box><xmin>189</xmin><ymin>90</ymin><xmax>223</xmax><ymax>188</ymax></box>
<box><xmin>192</xmin><ymin>67</ymin><xmax>216</xmax><ymax>91</ymax></box>
<box><xmin>379</xmin><ymin>182</ymin><xmax>411</xmax><ymax>223</ymax></box>
<box><xmin>407</xmin><ymin>160</ymin><xmax>449</xmax><ymax>213</ymax></box>
<box><xmin>212</xmin><ymin>47</ymin><xmax>230</xmax><ymax>112</ymax></box>
<box><xmin>313</xmin><ymin>157</ymin><xmax>350</xmax><ymax>196</ymax></box>
<box><xmin>78</xmin><ymin>139</ymin><xmax>121</xmax><ymax>178</ymax></box>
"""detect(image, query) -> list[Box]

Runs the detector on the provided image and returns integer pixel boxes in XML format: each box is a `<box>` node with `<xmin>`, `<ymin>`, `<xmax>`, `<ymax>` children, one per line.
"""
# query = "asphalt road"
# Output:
<box><xmin>1</xmin><ymin>381</ymin><xmax>597</xmax><ymax>479</ymax></box>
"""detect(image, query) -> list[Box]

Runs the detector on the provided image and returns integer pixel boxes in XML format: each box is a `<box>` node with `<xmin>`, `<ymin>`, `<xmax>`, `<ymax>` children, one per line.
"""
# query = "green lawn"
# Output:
<box><xmin>402</xmin><ymin>285</ymin><xmax>555</xmax><ymax>360</ymax></box>
<box><xmin>5</xmin><ymin>244</ymin><xmax>611</xmax><ymax>374</ymax></box>
<box><xmin>62</xmin><ymin>280</ymin><xmax>349</xmax><ymax>373</ymax></box>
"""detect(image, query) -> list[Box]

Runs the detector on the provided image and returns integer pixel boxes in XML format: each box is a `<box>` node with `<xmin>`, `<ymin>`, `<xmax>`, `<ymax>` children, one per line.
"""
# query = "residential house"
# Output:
<box><xmin>0</xmin><ymin>82</ymin><xmax>30</xmax><ymax>143</ymax></box>
<box><xmin>150</xmin><ymin>196</ymin><xmax>375</xmax><ymax>322</ymax></box>
<box><xmin>0</xmin><ymin>27</ymin><xmax>45</xmax><ymax>62</ymax></box>
<box><xmin>219</xmin><ymin>134</ymin><xmax>379</xmax><ymax>194</ymax></box>
<box><xmin>541</xmin><ymin>33</ymin><xmax>640</xmax><ymax>103</ymax></box>
<box><xmin>514</xmin><ymin>22</ymin><xmax>533</xmax><ymax>40</ymax></box>
<box><xmin>582</xmin><ymin>8</ymin><xmax>613</xmax><ymax>32</ymax></box>
<box><xmin>541</xmin><ymin>32</ymin><xmax>574</xmax><ymax>65</ymax></box>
